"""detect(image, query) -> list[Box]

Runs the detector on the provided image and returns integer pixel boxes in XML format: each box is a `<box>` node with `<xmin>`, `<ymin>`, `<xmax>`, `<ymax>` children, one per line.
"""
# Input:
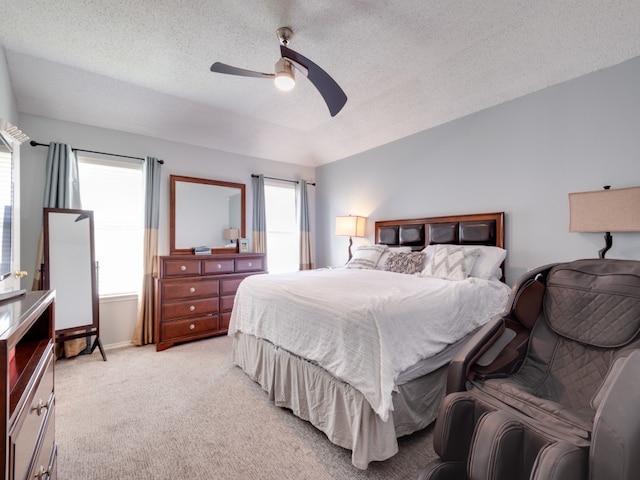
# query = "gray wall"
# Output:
<box><xmin>0</xmin><ymin>48</ymin><xmax>18</xmax><ymax>123</ymax></box>
<box><xmin>316</xmin><ymin>56</ymin><xmax>640</xmax><ymax>284</ymax></box>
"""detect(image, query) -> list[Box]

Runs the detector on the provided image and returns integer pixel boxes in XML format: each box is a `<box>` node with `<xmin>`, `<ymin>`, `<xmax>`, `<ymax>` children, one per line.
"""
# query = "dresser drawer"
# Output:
<box><xmin>162</xmin><ymin>298</ymin><xmax>219</xmax><ymax>321</ymax></box>
<box><xmin>161</xmin><ymin>315</ymin><xmax>220</xmax><ymax>340</ymax></box>
<box><xmin>28</xmin><ymin>402</ymin><xmax>56</xmax><ymax>480</ymax></box>
<box><xmin>203</xmin><ymin>258</ymin><xmax>235</xmax><ymax>275</ymax></box>
<box><xmin>236</xmin><ymin>256</ymin><xmax>264</xmax><ymax>272</ymax></box>
<box><xmin>162</xmin><ymin>279</ymin><xmax>219</xmax><ymax>300</ymax></box>
<box><xmin>163</xmin><ymin>259</ymin><xmax>201</xmax><ymax>277</ymax></box>
<box><xmin>10</xmin><ymin>351</ymin><xmax>54</xmax><ymax>480</ymax></box>
<box><xmin>220</xmin><ymin>312</ymin><xmax>231</xmax><ymax>331</ymax></box>
<box><xmin>220</xmin><ymin>276</ymin><xmax>247</xmax><ymax>296</ymax></box>
<box><xmin>220</xmin><ymin>295</ymin><xmax>236</xmax><ymax>312</ymax></box>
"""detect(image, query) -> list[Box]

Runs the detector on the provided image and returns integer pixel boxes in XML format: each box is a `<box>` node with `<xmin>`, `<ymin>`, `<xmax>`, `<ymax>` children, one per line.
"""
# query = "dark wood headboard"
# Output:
<box><xmin>375</xmin><ymin>212</ymin><xmax>505</xmax><ymax>251</ymax></box>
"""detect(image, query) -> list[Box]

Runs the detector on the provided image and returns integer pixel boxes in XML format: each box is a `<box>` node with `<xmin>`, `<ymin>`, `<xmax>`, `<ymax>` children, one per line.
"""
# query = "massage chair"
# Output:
<box><xmin>418</xmin><ymin>258</ymin><xmax>640</xmax><ymax>480</ymax></box>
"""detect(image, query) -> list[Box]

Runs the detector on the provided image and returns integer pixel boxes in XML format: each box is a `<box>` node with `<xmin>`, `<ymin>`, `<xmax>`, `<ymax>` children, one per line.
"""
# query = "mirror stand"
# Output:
<box><xmin>43</xmin><ymin>208</ymin><xmax>106</xmax><ymax>361</ymax></box>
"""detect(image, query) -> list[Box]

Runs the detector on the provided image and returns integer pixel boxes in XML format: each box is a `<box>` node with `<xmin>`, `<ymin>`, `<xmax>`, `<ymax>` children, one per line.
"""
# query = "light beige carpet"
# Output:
<box><xmin>55</xmin><ymin>335</ymin><xmax>437</xmax><ymax>479</ymax></box>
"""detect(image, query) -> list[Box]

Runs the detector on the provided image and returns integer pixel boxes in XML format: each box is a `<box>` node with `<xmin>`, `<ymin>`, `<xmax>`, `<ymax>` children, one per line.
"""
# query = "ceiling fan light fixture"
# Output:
<box><xmin>274</xmin><ymin>58</ymin><xmax>295</xmax><ymax>91</ymax></box>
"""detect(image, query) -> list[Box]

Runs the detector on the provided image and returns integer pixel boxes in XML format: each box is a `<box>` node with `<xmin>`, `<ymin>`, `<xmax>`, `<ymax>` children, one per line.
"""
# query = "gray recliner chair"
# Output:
<box><xmin>419</xmin><ymin>258</ymin><xmax>640</xmax><ymax>480</ymax></box>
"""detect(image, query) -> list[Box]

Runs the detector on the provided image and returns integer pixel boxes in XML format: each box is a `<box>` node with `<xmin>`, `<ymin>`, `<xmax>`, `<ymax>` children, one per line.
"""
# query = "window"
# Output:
<box><xmin>265</xmin><ymin>182</ymin><xmax>298</xmax><ymax>273</ymax></box>
<box><xmin>77</xmin><ymin>155</ymin><xmax>144</xmax><ymax>296</ymax></box>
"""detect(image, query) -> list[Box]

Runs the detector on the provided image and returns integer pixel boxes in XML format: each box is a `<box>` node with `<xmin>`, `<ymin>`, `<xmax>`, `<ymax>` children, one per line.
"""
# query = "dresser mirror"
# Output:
<box><xmin>170</xmin><ymin>175</ymin><xmax>246</xmax><ymax>254</ymax></box>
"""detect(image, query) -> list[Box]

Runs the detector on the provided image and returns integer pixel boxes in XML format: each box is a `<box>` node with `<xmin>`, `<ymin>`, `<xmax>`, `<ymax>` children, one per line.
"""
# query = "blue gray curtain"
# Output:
<box><xmin>36</xmin><ymin>142</ymin><xmax>86</xmax><ymax>357</ymax></box>
<box><xmin>252</xmin><ymin>174</ymin><xmax>267</xmax><ymax>254</ymax></box>
<box><xmin>297</xmin><ymin>180</ymin><xmax>314</xmax><ymax>270</ymax></box>
<box><xmin>33</xmin><ymin>142</ymin><xmax>82</xmax><ymax>289</ymax></box>
<box><xmin>132</xmin><ymin>157</ymin><xmax>162</xmax><ymax>346</ymax></box>
<box><xmin>43</xmin><ymin>143</ymin><xmax>82</xmax><ymax>209</ymax></box>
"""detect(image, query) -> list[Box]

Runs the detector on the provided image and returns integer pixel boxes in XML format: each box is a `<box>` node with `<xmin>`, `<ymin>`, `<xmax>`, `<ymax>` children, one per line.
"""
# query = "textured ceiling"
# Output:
<box><xmin>2</xmin><ymin>1</ymin><xmax>640</xmax><ymax>167</ymax></box>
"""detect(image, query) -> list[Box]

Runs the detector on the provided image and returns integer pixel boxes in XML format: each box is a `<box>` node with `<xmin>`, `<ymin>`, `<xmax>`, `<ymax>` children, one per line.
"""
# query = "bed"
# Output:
<box><xmin>228</xmin><ymin>212</ymin><xmax>510</xmax><ymax>469</ymax></box>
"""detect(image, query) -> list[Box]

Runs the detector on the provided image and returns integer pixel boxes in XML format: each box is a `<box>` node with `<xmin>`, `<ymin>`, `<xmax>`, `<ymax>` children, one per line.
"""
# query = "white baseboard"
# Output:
<box><xmin>104</xmin><ymin>341</ymin><xmax>135</xmax><ymax>351</ymax></box>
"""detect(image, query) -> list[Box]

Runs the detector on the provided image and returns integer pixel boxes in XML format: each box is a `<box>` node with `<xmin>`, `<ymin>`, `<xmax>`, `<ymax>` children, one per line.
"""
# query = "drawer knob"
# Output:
<box><xmin>216</xmin><ymin>263</ymin><xmax>222</xmax><ymax>269</ymax></box>
<box><xmin>31</xmin><ymin>398</ymin><xmax>48</xmax><ymax>416</ymax></box>
<box><xmin>247</xmin><ymin>262</ymin><xmax>252</xmax><ymax>267</ymax></box>
<box><xmin>189</xmin><ymin>324</ymin><xmax>195</xmax><ymax>330</ymax></box>
<box><xmin>180</xmin><ymin>265</ymin><xmax>187</xmax><ymax>271</ymax></box>
<box><xmin>189</xmin><ymin>305</ymin><xmax>195</xmax><ymax>312</ymax></box>
<box><xmin>189</xmin><ymin>287</ymin><xmax>196</xmax><ymax>293</ymax></box>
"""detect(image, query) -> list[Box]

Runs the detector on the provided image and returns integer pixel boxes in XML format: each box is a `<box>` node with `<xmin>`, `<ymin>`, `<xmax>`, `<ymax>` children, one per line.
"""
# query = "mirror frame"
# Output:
<box><xmin>43</xmin><ymin>207</ymin><xmax>99</xmax><ymax>335</ymax></box>
<box><xmin>170</xmin><ymin>175</ymin><xmax>246</xmax><ymax>255</ymax></box>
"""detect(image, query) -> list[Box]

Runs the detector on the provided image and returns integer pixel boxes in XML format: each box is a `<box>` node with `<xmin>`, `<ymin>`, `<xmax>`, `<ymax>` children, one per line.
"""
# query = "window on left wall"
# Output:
<box><xmin>77</xmin><ymin>155</ymin><xmax>144</xmax><ymax>297</ymax></box>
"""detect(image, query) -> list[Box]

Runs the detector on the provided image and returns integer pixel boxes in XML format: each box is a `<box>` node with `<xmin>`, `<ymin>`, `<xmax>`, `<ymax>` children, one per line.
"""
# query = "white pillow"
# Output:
<box><xmin>345</xmin><ymin>245</ymin><xmax>387</xmax><ymax>269</ymax></box>
<box><xmin>463</xmin><ymin>246</ymin><xmax>506</xmax><ymax>280</ymax></box>
<box><xmin>376</xmin><ymin>246</ymin><xmax>411</xmax><ymax>270</ymax></box>
<box><xmin>421</xmin><ymin>244</ymin><xmax>480</xmax><ymax>280</ymax></box>
<box><xmin>421</xmin><ymin>244</ymin><xmax>437</xmax><ymax>258</ymax></box>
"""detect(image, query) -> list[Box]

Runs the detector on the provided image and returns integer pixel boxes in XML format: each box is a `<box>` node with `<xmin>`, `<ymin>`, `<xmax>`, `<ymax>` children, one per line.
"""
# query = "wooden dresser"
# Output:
<box><xmin>155</xmin><ymin>253</ymin><xmax>266</xmax><ymax>351</ymax></box>
<box><xmin>1</xmin><ymin>290</ymin><xmax>56</xmax><ymax>480</ymax></box>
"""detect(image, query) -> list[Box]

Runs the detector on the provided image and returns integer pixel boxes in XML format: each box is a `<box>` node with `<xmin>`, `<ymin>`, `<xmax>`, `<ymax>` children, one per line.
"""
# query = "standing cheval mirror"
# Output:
<box><xmin>43</xmin><ymin>208</ymin><xmax>106</xmax><ymax>360</ymax></box>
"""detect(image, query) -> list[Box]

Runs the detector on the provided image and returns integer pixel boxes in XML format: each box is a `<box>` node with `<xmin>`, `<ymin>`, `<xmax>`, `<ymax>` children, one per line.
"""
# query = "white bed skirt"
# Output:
<box><xmin>232</xmin><ymin>332</ymin><xmax>447</xmax><ymax>469</ymax></box>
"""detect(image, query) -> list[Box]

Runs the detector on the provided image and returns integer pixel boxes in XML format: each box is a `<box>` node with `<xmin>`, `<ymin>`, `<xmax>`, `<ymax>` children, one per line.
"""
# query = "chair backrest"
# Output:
<box><xmin>519</xmin><ymin>259</ymin><xmax>640</xmax><ymax>410</ymax></box>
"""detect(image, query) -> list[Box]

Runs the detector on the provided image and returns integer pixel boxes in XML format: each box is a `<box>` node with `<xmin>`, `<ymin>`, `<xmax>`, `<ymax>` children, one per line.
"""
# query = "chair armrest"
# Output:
<box><xmin>446</xmin><ymin>263</ymin><xmax>557</xmax><ymax>395</ymax></box>
<box><xmin>446</xmin><ymin>315</ymin><xmax>505</xmax><ymax>394</ymax></box>
<box><xmin>591</xmin><ymin>350</ymin><xmax>640</xmax><ymax>480</ymax></box>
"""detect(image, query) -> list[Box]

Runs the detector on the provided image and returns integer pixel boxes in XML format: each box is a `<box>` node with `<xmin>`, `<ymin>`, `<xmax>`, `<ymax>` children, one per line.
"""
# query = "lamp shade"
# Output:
<box><xmin>224</xmin><ymin>228</ymin><xmax>239</xmax><ymax>240</ymax></box>
<box><xmin>274</xmin><ymin>58</ymin><xmax>295</xmax><ymax>91</ymax></box>
<box><xmin>335</xmin><ymin>216</ymin><xmax>366</xmax><ymax>237</ymax></box>
<box><xmin>569</xmin><ymin>186</ymin><xmax>640</xmax><ymax>232</ymax></box>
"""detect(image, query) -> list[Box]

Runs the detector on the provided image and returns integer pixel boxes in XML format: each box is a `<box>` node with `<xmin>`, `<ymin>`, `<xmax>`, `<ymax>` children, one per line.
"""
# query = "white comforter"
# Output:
<box><xmin>229</xmin><ymin>268</ymin><xmax>511</xmax><ymax>421</ymax></box>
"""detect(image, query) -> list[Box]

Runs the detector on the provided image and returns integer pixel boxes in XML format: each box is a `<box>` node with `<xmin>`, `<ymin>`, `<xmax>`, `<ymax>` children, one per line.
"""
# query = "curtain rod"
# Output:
<box><xmin>29</xmin><ymin>140</ymin><xmax>165</xmax><ymax>164</ymax></box>
<box><xmin>251</xmin><ymin>173</ymin><xmax>316</xmax><ymax>186</ymax></box>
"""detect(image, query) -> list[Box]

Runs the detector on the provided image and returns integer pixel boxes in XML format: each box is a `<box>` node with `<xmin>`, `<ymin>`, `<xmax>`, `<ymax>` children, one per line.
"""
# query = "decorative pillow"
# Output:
<box><xmin>421</xmin><ymin>244</ymin><xmax>437</xmax><ymax>260</ymax></box>
<box><xmin>464</xmin><ymin>246</ymin><xmax>507</xmax><ymax>280</ymax></box>
<box><xmin>345</xmin><ymin>245</ymin><xmax>387</xmax><ymax>269</ymax></box>
<box><xmin>384</xmin><ymin>252</ymin><xmax>426</xmax><ymax>274</ymax></box>
<box><xmin>421</xmin><ymin>244</ymin><xmax>480</xmax><ymax>280</ymax></box>
<box><xmin>376</xmin><ymin>246</ymin><xmax>412</xmax><ymax>270</ymax></box>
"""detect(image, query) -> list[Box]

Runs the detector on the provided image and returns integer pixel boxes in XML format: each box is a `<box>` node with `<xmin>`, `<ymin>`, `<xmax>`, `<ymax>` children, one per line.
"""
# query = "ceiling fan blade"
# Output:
<box><xmin>280</xmin><ymin>46</ymin><xmax>347</xmax><ymax>117</ymax></box>
<box><xmin>210</xmin><ymin>62</ymin><xmax>275</xmax><ymax>79</ymax></box>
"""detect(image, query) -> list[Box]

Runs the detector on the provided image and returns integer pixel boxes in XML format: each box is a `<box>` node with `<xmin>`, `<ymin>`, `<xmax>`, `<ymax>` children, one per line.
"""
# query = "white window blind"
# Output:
<box><xmin>77</xmin><ymin>155</ymin><xmax>144</xmax><ymax>296</ymax></box>
<box><xmin>265</xmin><ymin>182</ymin><xmax>299</xmax><ymax>274</ymax></box>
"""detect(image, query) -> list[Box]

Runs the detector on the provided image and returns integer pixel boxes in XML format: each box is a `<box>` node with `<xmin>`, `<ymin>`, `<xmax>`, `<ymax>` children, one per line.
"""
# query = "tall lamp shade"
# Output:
<box><xmin>569</xmin><ymin>186</ymin><xmax>640</xmax><ymax>258</ymax></box>
<box><xmin>335</xmin><ymin>215</ymin><xmax>366</xmax><ymax>260</ymax></box>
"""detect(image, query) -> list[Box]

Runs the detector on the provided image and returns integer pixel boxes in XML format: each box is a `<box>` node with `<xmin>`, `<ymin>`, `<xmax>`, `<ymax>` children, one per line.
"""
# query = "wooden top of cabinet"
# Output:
<box><xmin>157</xmin><ymin>253</ymin><xmax>266</xmax><ymax>279</ymax></box>
<box><xmin>0</xmin><ymin>290</ymin><xmax>55</xmax><ymax>345</ymax></box>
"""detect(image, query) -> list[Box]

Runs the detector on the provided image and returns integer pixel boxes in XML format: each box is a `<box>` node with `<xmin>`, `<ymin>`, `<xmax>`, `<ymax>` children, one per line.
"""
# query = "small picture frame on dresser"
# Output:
<box><xmin>238</xmin><ymin>238</ymin><xmax>249</xmax><ymax>253</ymax></box>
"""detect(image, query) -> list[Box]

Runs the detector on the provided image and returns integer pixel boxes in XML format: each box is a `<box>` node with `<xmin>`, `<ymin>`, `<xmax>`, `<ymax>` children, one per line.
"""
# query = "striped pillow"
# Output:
<box><xmin>345</xmin><ymin>245</ymin><xmax>387</xmax><ymax>269</ymax></box>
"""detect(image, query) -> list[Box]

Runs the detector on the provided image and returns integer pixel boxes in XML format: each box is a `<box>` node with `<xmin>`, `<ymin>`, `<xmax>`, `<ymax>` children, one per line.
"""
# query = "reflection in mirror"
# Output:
<box><xmin>43</xmin><ymin>208</ymin><xmax>105</xmax><ymax>359</ymax></box>
<box><xmin>170</xmin><ymin>175</ymin><xmax>246</xmax><ymax>254</ymax></box>
<box><xmin>0</xmin><ymin>135</ymin><xmax>11</xmax><ymax>283</ymax></box>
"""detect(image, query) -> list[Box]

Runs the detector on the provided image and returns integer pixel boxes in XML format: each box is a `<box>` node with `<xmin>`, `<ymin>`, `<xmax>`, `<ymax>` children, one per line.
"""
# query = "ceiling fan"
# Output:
<box><xmin>210</xmin><ymin>27</ymin><xmax>347</xmax><ymax>117</ymax></box>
